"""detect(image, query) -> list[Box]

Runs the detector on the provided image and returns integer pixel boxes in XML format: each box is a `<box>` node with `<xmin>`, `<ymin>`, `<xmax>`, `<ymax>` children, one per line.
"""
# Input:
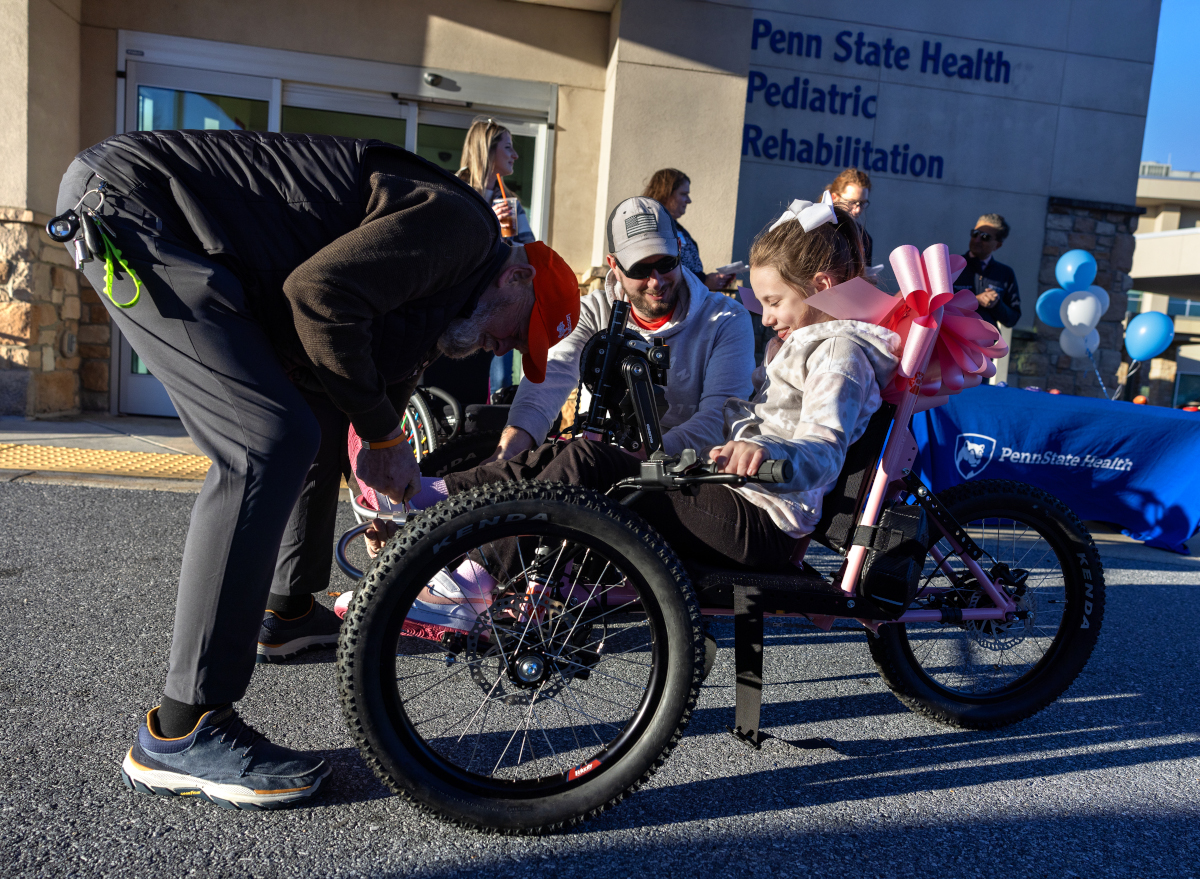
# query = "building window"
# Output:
<box><xmin>1167</xmin><ymin>298</ymin><xmax>1200</xmax><ymax>317</ymax></box>
<box><xmin>1176</xmin><ymin>373</ymin><xmax>1200</xmax><ymax>408</ymax></box>
<box><xmin>138</xmin><ymin>86</ymin><xmax>268</xmax><ymax>132</ymax></box>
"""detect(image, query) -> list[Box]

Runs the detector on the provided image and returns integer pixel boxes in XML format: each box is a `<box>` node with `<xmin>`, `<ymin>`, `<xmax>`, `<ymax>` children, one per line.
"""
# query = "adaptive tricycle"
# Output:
<box><xmin>332</xmin><ymin>244</ymin><xmax>1105</xmax><ymax>833</ymax></box>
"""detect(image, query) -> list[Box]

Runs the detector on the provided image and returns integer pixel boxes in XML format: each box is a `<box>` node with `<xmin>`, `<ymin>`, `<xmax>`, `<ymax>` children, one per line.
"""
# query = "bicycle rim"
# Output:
<box><xmin>382</xmin><ymin>529</ymin><xmax>669</xmax><ymax>796</ymax></box>
<box><xmin>898</xmin><ymin>512</ymin><xmax>1071</xmax><ymax>699</ymax></box>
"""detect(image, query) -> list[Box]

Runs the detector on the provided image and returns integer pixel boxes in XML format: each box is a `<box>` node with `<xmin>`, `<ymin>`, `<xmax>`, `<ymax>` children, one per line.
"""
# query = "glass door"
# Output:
<box><xmin>116</xmin><ymin>41</ymin><xmax>555</xmax><ymax>416</ymax></box>
<box><xmin>415</xmin><ymin>109</ymin><xmax>541</xmax><ymax>234</ymax></box>
<box><xmin>119</xmin><ymin>63</ymin><xmax>273</xmax><ymax>416</ymax></box>
<box><xmin>280</xmin><ymin>83</ymin><xmax>412</xmax><ymax>149</ymax></box>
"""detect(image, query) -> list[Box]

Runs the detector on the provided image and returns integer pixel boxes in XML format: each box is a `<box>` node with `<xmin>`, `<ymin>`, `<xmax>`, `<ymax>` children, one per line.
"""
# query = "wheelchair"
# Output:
<box><xmin>333</xmin><ymin>299</ymin><xmax>1106</xmax><ymax>834</ymax></box>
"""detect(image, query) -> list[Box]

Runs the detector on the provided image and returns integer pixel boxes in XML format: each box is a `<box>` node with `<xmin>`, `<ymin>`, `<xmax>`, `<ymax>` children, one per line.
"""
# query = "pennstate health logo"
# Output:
<box><xmin>556</xmin><ymin>314</ymin><xmax>573</xmax><ymax>340</ymax></box>
<box><xmin>955</xmin><ymin>433</ymin><xmax>996</xmax><ymax>480</ymax></box>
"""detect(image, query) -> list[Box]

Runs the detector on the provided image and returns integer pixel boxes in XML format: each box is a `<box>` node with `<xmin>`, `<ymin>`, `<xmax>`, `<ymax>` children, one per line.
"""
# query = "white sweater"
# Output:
<box><xmin>506</xmin><ymin>267</ymin><xmax>755</xmax><ymax>455</ymax></box>
<box><xmin>724</xmin><ymin>321</ymin><xmax>901</xmax><ymax>538</ymax></box>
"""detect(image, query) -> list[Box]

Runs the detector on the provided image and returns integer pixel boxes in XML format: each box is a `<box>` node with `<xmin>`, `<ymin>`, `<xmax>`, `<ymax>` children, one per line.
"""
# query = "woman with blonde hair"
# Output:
<box><xmin>458</xmin><ymin>117</ymin><xmax>535</xmax><ymax>245</ymax></box>
<box><xmin>458</xmin><ymin>118</ymin><xmax>537</xmax><ymax>396</ymax></box>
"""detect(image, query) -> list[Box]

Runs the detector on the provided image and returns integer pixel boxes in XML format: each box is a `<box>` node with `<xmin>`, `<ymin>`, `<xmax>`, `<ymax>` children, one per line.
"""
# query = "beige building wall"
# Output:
<box><xmin>7</xmin><ymin>0</ymin><xmax>760</xmax><ymax>415</ymax></box>
<box><xmin>2</xmin><ymin>0</ymin><xmax>82</xmax><ymax>214</ymax></box>
<box><xmin>1</xmin><ymin>0</ymin><xmax>85</xmax><ymax>416</ymax></box>
<box><xmin>77</xmin><ymin>0</ymin><xmax>610</xmax><ymax>273</ymax></box>
<box><xmin>0</xmin><ymin>0</ymin><xmax>32</xmax><ymax>210</ymax></box>
<box><xmin>590</xmin><ymin>0</ymin><xmax>752</xmax><ymax>268</ymax></box>
<box><xmin>1132</xmin><ymin>175</ymin><xmax>1200</xmax><ymax>299</ymax></box>
<box><xmin>1135</xmin><ymin>175</ymin><xmax>1200</xmax><ymax>234</ymax></box>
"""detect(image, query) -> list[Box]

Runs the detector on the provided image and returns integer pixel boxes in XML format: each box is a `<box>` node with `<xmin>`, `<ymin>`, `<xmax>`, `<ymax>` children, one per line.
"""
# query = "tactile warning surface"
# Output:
<box><xmin>0</xmin><ymin>443</ymin><xmax>209</xmax><ymax>480</ymax></box>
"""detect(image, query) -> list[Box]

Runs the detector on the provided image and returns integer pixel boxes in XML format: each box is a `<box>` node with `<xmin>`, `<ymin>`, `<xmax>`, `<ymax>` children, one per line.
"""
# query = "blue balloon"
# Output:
<box><xmin>1036</xmin><ymin>288</ymin><xmax>1068</xmax><ymax>327</ymax></box>
<box><xmin>1125</xmin><ymin>311</ymin><xmax>1175</xmax><ymax>361</ymax></box>
<box><xmin>1056</xmin><ymin>249</ymin><xmax>1097</xmax><ymax>291</ymax></box>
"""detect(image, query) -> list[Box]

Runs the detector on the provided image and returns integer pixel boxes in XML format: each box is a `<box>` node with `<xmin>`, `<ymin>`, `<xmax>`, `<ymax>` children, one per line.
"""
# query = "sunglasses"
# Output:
<box><xmin>836</xmin><ymin>198</ymin><xmax>869</xmax><ymax>210</ymax></box>
<box><xmin>970</xmin><ymin>230</ymin><xmax>998</xmax><ymax>242</ymax></box>
<box><xmin>619</xmin><ymin>254</ymin><xmax>680</xmax><ymax>279</ymax></box>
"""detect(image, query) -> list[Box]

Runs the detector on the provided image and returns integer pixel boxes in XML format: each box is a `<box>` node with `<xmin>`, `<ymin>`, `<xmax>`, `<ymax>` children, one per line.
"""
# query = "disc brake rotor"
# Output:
<box><xmin>462</xmin><ymin>589</ymin><xmax>599</xmax><ymax>706</ymax></box>
<box><xmin>966</xmin><ymin>589</ymin><xmax>1033</xmax><ymax>651</ymax></box>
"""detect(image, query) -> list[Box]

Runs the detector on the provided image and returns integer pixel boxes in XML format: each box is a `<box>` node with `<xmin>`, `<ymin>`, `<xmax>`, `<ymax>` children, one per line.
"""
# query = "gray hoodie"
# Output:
<box><xmin>506</xmin><ymin>267</ymin><xmax>755</xmax><ymax>454</ymax></box>
<box><xmin>724</xmin><ymin>320</ymin><xmax>901</xmax><ymax>537</ymax></box>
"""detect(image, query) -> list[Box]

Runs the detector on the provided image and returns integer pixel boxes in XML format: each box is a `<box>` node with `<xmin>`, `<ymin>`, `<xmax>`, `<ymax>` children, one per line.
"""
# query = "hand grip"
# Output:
<box><xmin>752</xmin><ymin>459</ymin><xmax>793</xmax><ymax>484</ymax></box>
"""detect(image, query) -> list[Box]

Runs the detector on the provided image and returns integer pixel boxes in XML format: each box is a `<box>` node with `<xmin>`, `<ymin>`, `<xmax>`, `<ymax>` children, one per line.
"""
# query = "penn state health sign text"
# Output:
<box><xmin>742</xmin><ymin>16</ymin><xmax>1023</xmax><ymax>182</ymax></box>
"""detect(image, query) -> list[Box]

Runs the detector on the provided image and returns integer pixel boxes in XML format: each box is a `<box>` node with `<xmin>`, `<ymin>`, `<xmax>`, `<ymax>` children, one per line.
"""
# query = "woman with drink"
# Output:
<box><xmin>457</xmin><ymin>118</ymin><xmax>539</xmax><ymax>395</ymax></box>
<box><xmin>457</xmin><ymin>117</ymin><xmax>535</xmax><ymax>245</ymax></box>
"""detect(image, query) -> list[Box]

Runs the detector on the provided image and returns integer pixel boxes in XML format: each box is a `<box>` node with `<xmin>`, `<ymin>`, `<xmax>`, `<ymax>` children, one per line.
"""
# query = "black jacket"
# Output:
<box><xmin>76</xmin><ymin>130</ymin><xmax>507</xmax><ymax>438</ymax></box>
<box><xmin>956</xmin><ymin>255</ymin><xmax>1021</xmax><ymax>328</ymax></box>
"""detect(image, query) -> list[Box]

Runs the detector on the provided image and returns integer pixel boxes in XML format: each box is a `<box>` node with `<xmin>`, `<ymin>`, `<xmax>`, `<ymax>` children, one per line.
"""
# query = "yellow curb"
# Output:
<box><xmin>0</xmin><ymin>443</ymin><xmax>209</xmax><ymax>480</ymax></box>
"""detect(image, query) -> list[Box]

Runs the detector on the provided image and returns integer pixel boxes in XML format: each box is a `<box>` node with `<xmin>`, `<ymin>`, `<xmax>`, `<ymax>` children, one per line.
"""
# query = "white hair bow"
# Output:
<box><xmin>769</xmin><ymin>190</ymin><xmax>837</xmax><ymax>233</ymax></box>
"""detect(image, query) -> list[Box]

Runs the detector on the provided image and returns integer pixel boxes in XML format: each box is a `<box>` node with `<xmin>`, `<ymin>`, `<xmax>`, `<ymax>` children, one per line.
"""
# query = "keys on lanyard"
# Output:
<box><xmin>46</xmin><ymin>181</ymin><xmax>115</xmax><ymax>270</ymax></box>
<box><xmin>46</xmin><ymin>180</ymin><xmax>141</xmax><ymax>308</ymax></box>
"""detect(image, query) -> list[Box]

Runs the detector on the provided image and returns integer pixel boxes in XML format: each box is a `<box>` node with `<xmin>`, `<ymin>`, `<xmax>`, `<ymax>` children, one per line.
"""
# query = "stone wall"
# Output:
<box><xmin>1007</xmin><ymin>196</ymin><xmax>1143</xmax><ymax>397</ymax></box>
<box><xmin>78</xmin><ymin>277</ymin><xmax>111</xmax><ymax>411</ymax></box>
<box><xmin>0</xmin><ymin>208</ymin><xmax>83</xmax><ymax>415</ymax></box>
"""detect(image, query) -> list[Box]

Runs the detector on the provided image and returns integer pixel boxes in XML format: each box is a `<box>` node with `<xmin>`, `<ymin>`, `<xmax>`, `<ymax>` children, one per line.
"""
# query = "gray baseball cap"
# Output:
<box><xmin>606</xmin><ymin>197</ymin><xmax>679</xmax><ymax>268</ymax></box>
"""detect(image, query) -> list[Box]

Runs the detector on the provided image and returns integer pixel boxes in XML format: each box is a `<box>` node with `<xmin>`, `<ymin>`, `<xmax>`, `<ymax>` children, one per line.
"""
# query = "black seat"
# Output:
<box><xmin>810</xmin><ymin>401</ymin><xmax>895</xmax><ymax>555</ymax></box>
<box><xmin>683</xmin><ymin>400</ymin><xmax>897</xmax><ymax>603</ymax></box>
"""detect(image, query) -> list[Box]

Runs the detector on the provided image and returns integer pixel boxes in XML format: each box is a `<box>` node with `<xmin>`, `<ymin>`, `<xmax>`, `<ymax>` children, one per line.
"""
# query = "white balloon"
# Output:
<box><xmin>1059</xmin><ymin>327</ymin><xmax>1100</xmax><ymax>358</ymax></box>
<box><xmin>1086</xmin><ymin>284</ymin><xmax>1110</xmax><ymax>315</ymax></box>
<box><xmin>1060</xmin><ymin>290</ymin><xmax>1105</xmax><ymax>337</ymax></box>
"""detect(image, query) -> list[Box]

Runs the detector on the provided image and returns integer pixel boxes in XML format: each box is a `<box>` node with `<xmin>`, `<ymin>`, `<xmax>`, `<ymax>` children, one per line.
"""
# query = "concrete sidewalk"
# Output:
<box><xmin>0</xmin><ymin>413</ymin><xmax>207</xmax><ymax>492</ymax></box>
<box><xmin>0</xmin><ymin>414</ymin><xmax>201</xmax><ymax>455</ymax></box>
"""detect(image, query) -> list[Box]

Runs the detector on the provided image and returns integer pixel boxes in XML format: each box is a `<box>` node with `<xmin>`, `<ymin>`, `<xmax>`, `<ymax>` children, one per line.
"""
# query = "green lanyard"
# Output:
<box><xmin>97</xmin><ymin>227</ymin><xmax>141</xmax><ymax>309</ymax></box>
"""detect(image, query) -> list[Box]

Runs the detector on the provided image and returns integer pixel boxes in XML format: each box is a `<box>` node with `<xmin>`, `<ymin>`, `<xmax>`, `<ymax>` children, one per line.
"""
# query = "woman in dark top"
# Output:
<box><xmin>643</xmin><ymin>168</ymin><xmax>734</xmax><ymax>291</ymax></box>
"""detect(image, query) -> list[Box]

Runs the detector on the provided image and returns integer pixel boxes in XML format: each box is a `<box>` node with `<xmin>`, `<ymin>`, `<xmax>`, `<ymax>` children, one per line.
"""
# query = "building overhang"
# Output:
<box><xmin>1131</xmin><ymin>227</ymin><xmax>1200</xmax><ymax>295</ymax></box>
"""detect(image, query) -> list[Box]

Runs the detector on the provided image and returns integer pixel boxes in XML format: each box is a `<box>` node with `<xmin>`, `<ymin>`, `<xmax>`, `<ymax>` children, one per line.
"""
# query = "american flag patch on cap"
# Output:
<box><xmin>625</xmin><ymin>213</ymin><xmax>658</xmax><ymax>237</ymax></box>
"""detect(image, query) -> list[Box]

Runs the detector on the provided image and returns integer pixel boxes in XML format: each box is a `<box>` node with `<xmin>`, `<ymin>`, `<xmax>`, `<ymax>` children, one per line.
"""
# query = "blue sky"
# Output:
<box><xmin>1140</xmin><ymin>0</ymin><xmax>1200</xmax><ymax>169</ymax></box>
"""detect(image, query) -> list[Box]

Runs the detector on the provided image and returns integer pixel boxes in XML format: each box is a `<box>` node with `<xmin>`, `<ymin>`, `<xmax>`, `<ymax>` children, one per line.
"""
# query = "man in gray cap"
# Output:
<box><xmin>488</xmin><ymin>196</ymin><xmax>755</xmax><ymax>460</ymax></box>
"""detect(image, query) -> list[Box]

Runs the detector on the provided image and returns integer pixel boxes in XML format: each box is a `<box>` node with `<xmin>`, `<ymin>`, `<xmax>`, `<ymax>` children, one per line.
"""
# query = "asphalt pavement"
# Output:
<box><xmin>1</xmin><ymin>481</ymin><xmax>1198</xmax><ymax>878</ymax></box>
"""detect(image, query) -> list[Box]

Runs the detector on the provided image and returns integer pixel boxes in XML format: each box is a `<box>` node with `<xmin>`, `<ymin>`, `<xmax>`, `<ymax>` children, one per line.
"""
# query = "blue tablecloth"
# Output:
<box><xmin>912</xmin><ymin>386</ymin><xmax>1200</xmax><ymax>553</ymax></box>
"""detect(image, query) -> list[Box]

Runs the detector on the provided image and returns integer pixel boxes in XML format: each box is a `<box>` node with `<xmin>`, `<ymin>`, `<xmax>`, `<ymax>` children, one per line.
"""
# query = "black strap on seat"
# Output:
<box><xmin>852</xmin><ymin>523</ymin><xmax>902</xmax><ymax>552</ymax></box>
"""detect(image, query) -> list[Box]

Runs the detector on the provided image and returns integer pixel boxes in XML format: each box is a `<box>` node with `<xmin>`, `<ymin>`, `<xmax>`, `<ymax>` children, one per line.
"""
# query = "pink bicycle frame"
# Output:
<box><xmin>839</xmin><ymin>308</ymin><xmax>1017</xmax><ymax>624</ymax></box>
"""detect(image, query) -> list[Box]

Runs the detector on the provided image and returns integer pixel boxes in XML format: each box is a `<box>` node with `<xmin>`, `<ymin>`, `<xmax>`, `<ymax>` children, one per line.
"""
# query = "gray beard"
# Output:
<box><xmin>437</xmin><ymin>296</ymin><xmax>506</xmax><ymax>359</ymax></box>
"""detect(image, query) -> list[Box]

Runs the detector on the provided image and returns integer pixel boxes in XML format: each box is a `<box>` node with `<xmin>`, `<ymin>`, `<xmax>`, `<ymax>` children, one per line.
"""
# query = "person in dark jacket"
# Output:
<box><xmin>55</xmin><ymin>129</ymin><xmax>580</xmax><ymax>810</ymax></box>
<box><xmin>957</xmin><ymin>213</ymin><xmax>1021</xmax><ymax>328</ymax></box>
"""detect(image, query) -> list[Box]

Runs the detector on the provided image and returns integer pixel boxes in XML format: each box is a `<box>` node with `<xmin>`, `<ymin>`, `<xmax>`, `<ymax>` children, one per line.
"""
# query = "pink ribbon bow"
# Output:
<box><xmin>802</xmin><ymin>243</ymin><xmax>1009</xmax><ymax>412</ymax></box>
<box><xmin>880</xmin><ymin>244</ymin><xmax>1008</xmax><ymax>406</ymax></box>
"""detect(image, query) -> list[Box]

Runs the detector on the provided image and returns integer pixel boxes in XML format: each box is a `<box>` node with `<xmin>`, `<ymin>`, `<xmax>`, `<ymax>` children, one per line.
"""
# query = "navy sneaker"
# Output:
<box><xmin>257</xmin><ymin>597</ymin><xmax>341</xmax><ymax>663</ymax></box>
<box><xmin>121</xmin><ymin>706</ymin><xmax>330</xmax><ymax>810</ymax></box>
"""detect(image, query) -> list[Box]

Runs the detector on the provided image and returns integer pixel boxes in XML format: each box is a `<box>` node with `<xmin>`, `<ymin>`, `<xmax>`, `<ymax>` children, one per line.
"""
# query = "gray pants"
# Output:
<box><xmin>59</xmin><ymin>160</ymin><xmax>346</xmax><ymax>705</ymax></box>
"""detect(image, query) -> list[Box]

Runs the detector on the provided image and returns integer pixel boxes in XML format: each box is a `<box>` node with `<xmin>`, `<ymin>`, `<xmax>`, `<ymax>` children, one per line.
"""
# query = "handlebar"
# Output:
<box><xmin>754</xmin><ymin>458</ymin><xmax>793</xmax><ymax>484</ymax></box>
<box><xmin>611</xmin><ymin>453</ymin><xmax>793</xmax><ymax>499</ymax></box>
<box><xmin>689</xmin><ymin>458</ymin><xmax>792</xmax><ymax>484</ymax></box>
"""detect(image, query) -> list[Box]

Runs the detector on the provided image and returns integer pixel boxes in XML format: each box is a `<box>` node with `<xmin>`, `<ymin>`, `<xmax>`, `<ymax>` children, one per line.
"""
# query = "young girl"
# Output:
<box><xmin>713</xmin><ymin>199</ymin><xmax>901</xmax><ymax>547</ymax></box>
